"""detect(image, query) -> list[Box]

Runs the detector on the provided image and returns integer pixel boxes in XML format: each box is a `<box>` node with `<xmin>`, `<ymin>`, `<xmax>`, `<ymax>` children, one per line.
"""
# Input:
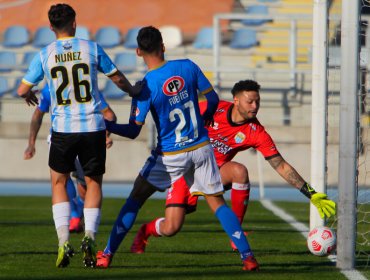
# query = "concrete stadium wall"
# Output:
<box><xmin>0</xmin><ymin>97</ymin><xmax>344</xmax><ymax>186</ymax></box>
<box><xmin>0</xmin><ymin>117</ymin><xmax>341</xmax><ymax>187</ymax></box>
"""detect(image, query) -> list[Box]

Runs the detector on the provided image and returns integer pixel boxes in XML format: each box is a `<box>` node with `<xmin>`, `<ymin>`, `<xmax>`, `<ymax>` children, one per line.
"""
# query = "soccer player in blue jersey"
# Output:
<box><xmin>96</xmin><ymin>26</ymin><xmax>259</xmax><ymax>271</ymax></box>
<box><xmin>24</xmin><ymin>85</ymin><xmax>116</xmax><ymax>233</ymax></box>
<box><xmin>17</xmin><ymin>3</ymin><xmax>141</xmax><ymax>268</ymax></box>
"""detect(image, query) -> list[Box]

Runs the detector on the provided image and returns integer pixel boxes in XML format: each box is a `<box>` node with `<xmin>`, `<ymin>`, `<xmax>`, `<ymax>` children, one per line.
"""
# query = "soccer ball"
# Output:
<box><xmin>307</xmin><ymin>226</ymin><xmax>336</xmax><ymax>256</ymax></box>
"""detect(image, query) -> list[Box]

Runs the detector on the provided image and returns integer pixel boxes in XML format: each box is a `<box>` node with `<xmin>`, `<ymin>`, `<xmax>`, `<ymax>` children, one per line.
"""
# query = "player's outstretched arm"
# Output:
<box><xmin>267</xmin><ymin>155</ymin><xmax>336</xmax><ymax>219</ymax></box>
<box><xmin>102</xmin><ymin>107</ymin><xmax>117</xmax><ymax>122</ymax></box>
<box><xmin>102</xmin><ymin>106</ymin><xmax>117</xmax><ymax>148</ymax></box>
<box><xmin>202</xmin><ymin>89</ymin><xmax>219</xmax><ymax>127</ymax></box>
<box><xmin>105</xmin><ymin>120</ymin><xmax>142</xmax><ymax>140</ymax></box>
<box><xmin>24</xmin><ymin>108</ymin><xmax>44</xmax><ymax>160</ymax></box>
<box><xmin>109</xmin><ymin>71</ymin><xmax>142</xmax><ymax>97</ymax></box>
<box><xmin>17</xmin><ymin>83</ymin><xmax>39</xmax><ymax>106</ymax></box>
<box><xmin>301</xmin><ymin>184</ymin><xmax>336</xmax><ymax>219</ymax></box>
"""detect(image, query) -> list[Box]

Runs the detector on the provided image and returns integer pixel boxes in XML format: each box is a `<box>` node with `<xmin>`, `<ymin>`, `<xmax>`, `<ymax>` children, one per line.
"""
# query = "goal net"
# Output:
<box><xmin>328</xmin><ymin>0</ymin><xmax>370</xmax><ymax>270</ymax></box>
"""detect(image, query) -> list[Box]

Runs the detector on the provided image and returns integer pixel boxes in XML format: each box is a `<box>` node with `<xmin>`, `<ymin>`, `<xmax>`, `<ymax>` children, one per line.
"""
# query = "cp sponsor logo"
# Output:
<box><xmin>162</xmin><ymin>76</ymin><xmax>185</xmax><ymax>96</ymax></box>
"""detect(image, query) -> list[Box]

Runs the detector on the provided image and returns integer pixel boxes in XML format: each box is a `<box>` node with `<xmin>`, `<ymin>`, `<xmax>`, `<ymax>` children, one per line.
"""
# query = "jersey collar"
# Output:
<box><xmin>227</xmin><ymin>104</ymin><xmax>250</xmax><ymax>127</ymax></box>
<box><xmin>148</xmin><ymin>60</ymin><xmax>167</xmax><ymax>72</ymax></box>
<box><xmin>57</xmin><ymin>36</ymin><xmax>75</xmax><ymax>40</ymax></box>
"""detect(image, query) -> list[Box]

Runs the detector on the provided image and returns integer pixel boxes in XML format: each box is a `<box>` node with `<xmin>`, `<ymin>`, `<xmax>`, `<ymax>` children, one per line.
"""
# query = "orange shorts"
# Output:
<box><xmin>165</xmin><ymin>176</ymin><xmax>198</xmax><ymax>214</ymax></box>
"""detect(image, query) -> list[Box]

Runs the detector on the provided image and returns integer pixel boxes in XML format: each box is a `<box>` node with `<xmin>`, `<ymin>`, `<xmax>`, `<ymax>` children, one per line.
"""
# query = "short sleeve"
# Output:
<box><xmin>97</xmin><ymin>44</ymin><xmax>118</xmax><ymax>76</ymax></box>
<box><xmin>191</xmin><ymin>60</ymin><xmax>213</xmax><ymax>95</ymax></box>
<box><xmin>254</xmin><ymin>127</ymin><xmax>279</xmax><ymax>158</ymax></box>
<box><xmin>23</xmin><ymin>52</ymin><xmax>44</xmax><ymax>86</ymax></box>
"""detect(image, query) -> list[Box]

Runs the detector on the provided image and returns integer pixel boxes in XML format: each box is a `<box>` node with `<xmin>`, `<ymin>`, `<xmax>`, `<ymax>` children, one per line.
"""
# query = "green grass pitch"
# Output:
<box><xmin>0</xmin><ymin>196</ymin><xmax>366</xmax><ymax>280</ymax></box>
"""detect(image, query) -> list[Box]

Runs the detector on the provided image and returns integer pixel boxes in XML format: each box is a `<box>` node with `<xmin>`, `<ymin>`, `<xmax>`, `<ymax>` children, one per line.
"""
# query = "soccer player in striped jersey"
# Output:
<box><xmin>24</xmin><ymin>84</ymin><xmax>116</xmax><ymax>233</ymax></box>
<box><xmin>130</xmin><ymin>79</ymin><xmax>337</xmax><ymax>255</ymax></box>
<box><xmin>17</xmin><ymin>3</ymin><xmax>141</xmax><ymax>268</ymax></box>
<box><xmin>96</xmin><ymin>26</ymin><xmax>259</xmax><ymax>271</ymax></box>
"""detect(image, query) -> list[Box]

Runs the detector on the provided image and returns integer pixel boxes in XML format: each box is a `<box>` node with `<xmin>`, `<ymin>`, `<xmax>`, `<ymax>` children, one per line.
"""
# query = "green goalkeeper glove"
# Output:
<box><xmin>300</xmin><ymin>183</ymin><xmax>336</xmax><ymax>219</ymax></box>
<box><xmin>310</xmin><ymin>193</ymin><xmax>336</xmax><ymax>219</ymax></box>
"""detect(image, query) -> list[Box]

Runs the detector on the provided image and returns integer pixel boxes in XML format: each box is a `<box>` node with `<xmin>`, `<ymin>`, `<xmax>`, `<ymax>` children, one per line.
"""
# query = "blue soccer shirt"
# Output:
<box><xmin>38</xmin><ymin>85</ymin><xmax>52</xmax><ymax>114</ymax></box>
<box><xmin>130</xmin><ymin>59</ymin><xmax>213</xmax><ymax>153</ymax></box>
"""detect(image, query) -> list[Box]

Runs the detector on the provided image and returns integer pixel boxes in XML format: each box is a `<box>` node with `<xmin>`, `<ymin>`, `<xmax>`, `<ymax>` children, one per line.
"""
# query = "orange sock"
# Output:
<box><xmin>230</xmin><ymin>183</ymin><xmax>250</xmax><ymax>224</ymax></box>
<box><xmin>145</xmin><ymin>218</ymin><xmax>163</xmax><ymax>237</ymax></box>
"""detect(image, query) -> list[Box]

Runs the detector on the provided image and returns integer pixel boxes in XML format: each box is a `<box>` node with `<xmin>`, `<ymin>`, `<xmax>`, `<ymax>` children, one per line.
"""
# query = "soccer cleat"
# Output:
<box><xmin>56</xmin><ymin>242</ymin><xmax>75</xmax><ymax>268</ymax></box>
<box><xmin>230</xmin><ymin>231</ymin><xmax>248</xmax><ymax>252</ymax></box>
<box><xmin>242</xmin><ymin>256</ymin><xmax>259</xmax><ymax>271</ymax></box>
<box><xmin>69</xmin><ymin>217</ymin><xmax>83</xmax><ymax>233</ymax></box>
<box><xmin>80</xmin><ymin>236</ymin><xmax>97</xmax><ymax>268</ymax></box>
<box><xmin>96</xmin><ymin>250</ymin><xmax>113</xmax><ymax>268</ymax></box>
<box><xmin>130</xmin><ymin>224</ymin><xmax>149</xmax><ymax>254</ymax></box>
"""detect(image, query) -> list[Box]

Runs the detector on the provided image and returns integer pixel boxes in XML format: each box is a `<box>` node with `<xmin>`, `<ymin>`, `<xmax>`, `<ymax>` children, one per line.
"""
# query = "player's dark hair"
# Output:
<box><xmin>48</xmin><ymin>3</ymin><xmax>76</xmax><ymax>31</ymax></box>
<box><xmin>231</xmin><ymin>80</ymin><xmax>261</xmax><ymax>96</ymax></box>
<box><xmin>137</xmin><ymin>26</ymin><xmax>163</xmax><ymax>53</ymax></box>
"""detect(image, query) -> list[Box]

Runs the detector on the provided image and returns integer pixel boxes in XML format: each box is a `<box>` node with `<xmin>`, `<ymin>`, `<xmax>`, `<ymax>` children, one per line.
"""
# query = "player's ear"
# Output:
<box><xmin>71</xmin><ymin>20</ymin><xmax>77</xmax><ymax>35</ymax></box>
<box><xmin>162</xmin><ymin>43</ymin><xmax>165</xmax><ymax>53</ymax></box>
<box><xmin>136</xmin><ymin>48</ymin><xmax>143</xmax><ymax>57</ymax></box>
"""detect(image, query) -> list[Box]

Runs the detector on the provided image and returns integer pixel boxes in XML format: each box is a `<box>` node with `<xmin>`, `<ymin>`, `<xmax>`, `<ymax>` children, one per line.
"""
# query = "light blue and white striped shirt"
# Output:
<box><xmin>23</xmin><ymin>37</ymin><xmax>117</xmax><ymax>133</ymax></box>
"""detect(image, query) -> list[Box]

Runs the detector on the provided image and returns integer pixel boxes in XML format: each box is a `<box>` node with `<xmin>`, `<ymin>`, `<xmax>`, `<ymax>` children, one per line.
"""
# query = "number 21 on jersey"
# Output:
<box><xmin>169</xmin><ymin>100</ymin><xmax>198</xmax><ymax>143</ymax></box>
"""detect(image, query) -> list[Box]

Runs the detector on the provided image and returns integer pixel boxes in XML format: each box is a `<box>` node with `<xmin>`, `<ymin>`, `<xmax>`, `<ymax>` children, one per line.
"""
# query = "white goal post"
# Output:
<box><xmin>310</xmin><ymin>0</ymin><xmax>328</xmax><ymax>231</ymax></box>
<box><xmin>311</xmin><ymin>0</ymin><xmax>360</xmax><ymax>270</ymax></box>
<box><xmin>337</xmin><ymin>0</ymin><xmax>359</xmax><ymax>270</ymax></box>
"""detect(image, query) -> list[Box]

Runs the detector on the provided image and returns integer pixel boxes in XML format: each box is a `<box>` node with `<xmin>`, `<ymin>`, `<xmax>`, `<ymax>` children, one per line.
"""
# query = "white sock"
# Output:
<box><xmin>52</xmin><ymin>202</ymin><xmax>70</xmax><ymax>247</ymax></box>
<box><xmin>84</xmin><ymin>208</ymin><xmax>101</xmax><ymax>240</ymax></box>
<box><xmin>155</xmin><ymin>217</ymin><xmax>165</xmax><ymax>236</ymax></box>
<box><xmin>231</xmin><ymin>182</ymin><xmax>250</xmax><ymax>190</ymax></box>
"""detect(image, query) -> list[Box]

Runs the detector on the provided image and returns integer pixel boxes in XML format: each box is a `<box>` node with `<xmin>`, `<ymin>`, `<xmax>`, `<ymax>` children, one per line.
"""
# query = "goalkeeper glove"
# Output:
<box><xmin>300</xmin><ymin>183</ymin><xmax>336</xmax><ymax>219</ymax></box>
<box><xmin>310</xmin><ymin>193</ymin><xmax>336</xmax><ymax>219</ymax></box>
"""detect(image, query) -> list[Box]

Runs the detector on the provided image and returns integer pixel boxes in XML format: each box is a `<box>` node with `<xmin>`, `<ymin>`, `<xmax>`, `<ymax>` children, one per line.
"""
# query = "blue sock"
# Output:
<box><xmin>104</xmin><ymin>198</ymin><xmax>141</xmax><ymax>255</ymax></box>
<box><xmin>215</xmin><ymin>204</ymin><xmax>253</xmax><ymax>260</ymax></box>
<box><xmin>66</xmin><ymin>177</ymin><xmax>79</xmax><ymax>218</ymax></box>
<box><xmin>76</xmin><ymin>196</ymin><xmax>84</xmax><ymax>218</ymax></box>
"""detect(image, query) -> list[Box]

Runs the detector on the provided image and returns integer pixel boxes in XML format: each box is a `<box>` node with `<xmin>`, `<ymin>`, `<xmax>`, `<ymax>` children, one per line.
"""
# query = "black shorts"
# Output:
<box><xmin>49</xmin><ymin>130</ymin><xmax>106</xmax><ymax>176</ymax></box>
<box><xmin>72</xmin><ymin>158</ymin><xmax>86</xmax><ymax>185</ymax></box>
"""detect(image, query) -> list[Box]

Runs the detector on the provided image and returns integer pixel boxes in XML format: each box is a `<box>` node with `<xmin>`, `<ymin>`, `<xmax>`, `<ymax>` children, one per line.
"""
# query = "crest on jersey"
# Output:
<box><xmin>63</xmin><ymin>41</ymin><xmax>72</xmax><ymax>50</ymax></box>
<box><xmin>131</xmin><ymin>106</ymin><xmax>140</xmax><ymax>117</ymax></box>
<box><xmin>162</xmin><ymin>76</ymin><xmax>185</xmax><ymax>96</ymax></box>
<box><xmin>234</xmin><ymin>132</ymin><xmax>246</xmax><ymax>144</ymax></box>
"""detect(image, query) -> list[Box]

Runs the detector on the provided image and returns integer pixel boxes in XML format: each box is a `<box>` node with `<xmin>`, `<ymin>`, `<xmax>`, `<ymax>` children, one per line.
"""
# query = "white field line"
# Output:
<box><xmin>260</xmin><ymin>199</ymin><xmax>367</xmax><ymax>280</ymax></box>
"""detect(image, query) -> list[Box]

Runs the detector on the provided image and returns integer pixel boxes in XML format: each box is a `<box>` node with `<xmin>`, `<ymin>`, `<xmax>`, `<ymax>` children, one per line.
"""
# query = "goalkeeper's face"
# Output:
<box><xmin>234</xmin><ymin>90</ymin><xmax>260</xmax><ymax>121</ymax></box>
